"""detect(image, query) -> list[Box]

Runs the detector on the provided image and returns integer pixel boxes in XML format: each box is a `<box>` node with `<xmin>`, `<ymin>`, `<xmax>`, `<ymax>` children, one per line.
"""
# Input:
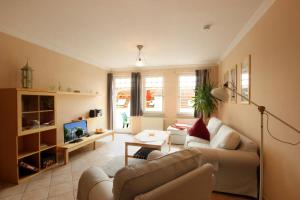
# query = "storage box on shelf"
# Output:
<box><xmin>0</xmin><ymin>88</ymin><xmax>58</xmax><ymax>184</ymax></box>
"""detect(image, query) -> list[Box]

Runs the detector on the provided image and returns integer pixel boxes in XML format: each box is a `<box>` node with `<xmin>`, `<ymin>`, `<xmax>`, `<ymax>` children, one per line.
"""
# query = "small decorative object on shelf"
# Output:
<box><xmin>96</xmin><ymin>128</ymin><xmax>104</xmax><ymax>134</ymax></box>
<box><xmin>48</xmin><ymin>85</ymin><xmax>56</xmax><ymax>91</ymax></box>
<box><xmin>89</xmin><ymin>109</ymin><xmax>102</xmax><ymax>118</ymax></box>
<box><xmin>41</xmin><ymin>153</ymin><xmax>56</xmax><ymax>169</ymax></box>
<box><xmin>19</xmin><ymin>161</ymin><xmax>38</xmax><ymax>172</ymax></box>
<box><xmin>21</xmin><ymin>61</ymin><xmax>33</xmax><ymax>88</ymax></box>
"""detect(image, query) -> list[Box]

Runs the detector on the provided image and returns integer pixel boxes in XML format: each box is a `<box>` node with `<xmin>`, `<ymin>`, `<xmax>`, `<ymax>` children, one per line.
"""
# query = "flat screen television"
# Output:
<box><xmin>64</xmin><ymin>120</ymin><xmax>88</xmax><ymax>143</ymax></box>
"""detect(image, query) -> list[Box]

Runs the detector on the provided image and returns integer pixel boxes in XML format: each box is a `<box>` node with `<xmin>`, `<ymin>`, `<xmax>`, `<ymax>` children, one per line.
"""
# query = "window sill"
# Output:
<box><xmin>176</xmin><ymin>113</ymin><xmax>195</xmax><ymax>118</ymax></box>
<box><xmin>143</xmin><ymin>112</ymin><xmax>165</xmax><ymax>118</ymax></box>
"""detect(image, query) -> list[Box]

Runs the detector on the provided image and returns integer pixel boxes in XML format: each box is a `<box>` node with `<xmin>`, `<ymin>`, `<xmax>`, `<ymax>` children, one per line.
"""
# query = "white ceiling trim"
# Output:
<box><xmin>0</xmin><ymin>25</ymin><xmax>109</xmax><ymax>70</ymax></box>
<box><xmin>220</xmin><ymin>0</ymin><xmax>276</xmax><ymax>61</ymax></box>
<box><xmin>110</xmin><ymin>63</ymin><xmax>218</xmax><ymax>72</ymax></box>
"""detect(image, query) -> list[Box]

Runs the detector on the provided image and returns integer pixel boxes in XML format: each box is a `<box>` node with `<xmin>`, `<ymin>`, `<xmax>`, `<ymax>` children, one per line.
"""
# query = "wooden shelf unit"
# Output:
<box><xmin>0</xmin><ymin>88</ymin><xmax>58</xmax><ymax>184</ymax></box>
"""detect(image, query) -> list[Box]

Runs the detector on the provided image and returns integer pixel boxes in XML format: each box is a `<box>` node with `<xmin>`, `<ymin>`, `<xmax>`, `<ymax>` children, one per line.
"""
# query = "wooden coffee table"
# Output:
<box><xmin>125</xmin><ymin>130</ymin><xmax>170</xmax><ymax>166</ymax></box>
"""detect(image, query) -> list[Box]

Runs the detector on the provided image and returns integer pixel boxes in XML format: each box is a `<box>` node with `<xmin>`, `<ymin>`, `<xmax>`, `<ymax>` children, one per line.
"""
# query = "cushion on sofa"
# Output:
<box><xmin>113</xmin><ymin>148</ymin><xmax>203</xmax><ymax>200</ymax></box>
<box><xmin>187</xmin><ymin>141</ymin><xmax>211</xmax><ymax>149</ymax></box>
<box><xmin>188</xmin><ymin>117</ymin><xmax>210</xmax><ymax>141</ymax></box>
<box><xmin>186</xmin><ymin>135</ymin><xmax>210</xmax><ymax>145</ymax></box>
<box><xmin>207</xmin><ymin>117</ymin><xmax>223</xmax><ymax>139</ymax></box>
<box><xmin>210</xmin><ymin>125</ymin><xmax>240</xmax><ymax>150</ymax></box>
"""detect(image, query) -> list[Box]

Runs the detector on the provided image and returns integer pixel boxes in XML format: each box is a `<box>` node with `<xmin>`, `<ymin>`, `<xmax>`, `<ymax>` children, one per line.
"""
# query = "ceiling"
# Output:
<box><xmin>0</xmin><ymin>0</ymin><xmax>267</xmax><ymax>69</ymax></box>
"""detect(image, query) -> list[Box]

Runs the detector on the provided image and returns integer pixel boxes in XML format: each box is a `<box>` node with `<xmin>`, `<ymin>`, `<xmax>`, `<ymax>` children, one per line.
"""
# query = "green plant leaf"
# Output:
<box><xmin>192</xmin><ymin>82</ymin><xmax>217</xmax><ymax>118</ymax></box>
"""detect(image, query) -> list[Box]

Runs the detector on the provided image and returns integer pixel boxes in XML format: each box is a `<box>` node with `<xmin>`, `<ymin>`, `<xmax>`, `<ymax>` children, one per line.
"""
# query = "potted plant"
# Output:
<box><xmin>192</xmin><ymin>82</ymin><xmax>217</xmax><ymax>122</ymax></box>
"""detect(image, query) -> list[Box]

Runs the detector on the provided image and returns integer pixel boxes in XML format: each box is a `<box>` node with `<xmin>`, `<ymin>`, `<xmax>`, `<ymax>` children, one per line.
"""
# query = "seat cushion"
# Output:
<box><xmin>186</xmin><ymin>135</ymin><xmax>210</xmax><ymax>145</ymax></box>
<box><xmin>187</xmin><ymin>141</ymin><xmax>211</xmax><ymax>149</ymax></box>
<box><xmin>188</xmin><ymin>118</ymin><xmax>210</xmax><ymax>141</ymax></box>
<box><xmin>210</xmin><ymin>125</ymin><xmax>240</xmax><ymax>150</ymax></box>
<box><xmin>207</xmin><ymin>117</ymin><xmax>223</xmax><ymax>139</ymax></box>
<box><xmin>113</xmin><ymin>148</ymin><xmax>203</xmax><ymax>200</ymax></box>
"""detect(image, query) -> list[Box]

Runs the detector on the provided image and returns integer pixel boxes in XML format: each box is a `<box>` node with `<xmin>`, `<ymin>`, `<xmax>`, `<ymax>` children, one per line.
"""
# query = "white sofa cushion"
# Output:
<box><xmin>185</xmin><ymin>135</ymin><xmax>210</xmax><ymax>146</ymax></box>
<box><xmin>187</xmin><ymin>142</ymin><xmax>211</xmax><ymax>149</ymax></box>
<box><xmin>210</xmin><ymin>125</ymin><xmax>240</xmax><ymax>150</ymax></box>
<box><xmin>207</xmin><ymin>117</ymin><xmax>223</xmax><ymax>139</ymax></box>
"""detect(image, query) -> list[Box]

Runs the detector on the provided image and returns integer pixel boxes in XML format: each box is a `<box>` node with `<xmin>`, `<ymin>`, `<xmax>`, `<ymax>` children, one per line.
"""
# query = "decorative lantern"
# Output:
<box><xmin>21</xmin><ymin>61</ymin><xmax>33</xmax><ymax>88</ymax></box>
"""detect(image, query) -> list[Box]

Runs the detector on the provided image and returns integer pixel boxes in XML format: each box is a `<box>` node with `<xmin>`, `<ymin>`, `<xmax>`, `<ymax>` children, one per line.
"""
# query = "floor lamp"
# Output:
<box><xmin>211</xmin><ymin>82</ymin><xmax>300</xmax><ymax>200</ymax></box>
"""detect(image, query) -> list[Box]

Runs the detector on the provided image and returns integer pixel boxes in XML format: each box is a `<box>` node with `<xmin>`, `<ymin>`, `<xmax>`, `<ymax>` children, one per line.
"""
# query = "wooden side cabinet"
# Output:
<box><xmin>0</xmin><ymin>88</ymin><xmax>58</xmax><ymax>184</ymax></box>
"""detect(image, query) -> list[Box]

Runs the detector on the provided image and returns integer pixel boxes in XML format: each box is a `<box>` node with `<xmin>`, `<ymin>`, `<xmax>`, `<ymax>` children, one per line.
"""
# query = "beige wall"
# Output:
<box><xmin>113</xmin><ymin>65</ymin><xmax>218</xmax><ymax>131</ymax></box>
<box><xmin>219</xmin><ymin>0</ymin><xmax>300</xmax><ymax>199</ymax></box>
<box><xmin>0</xmin><ymin>32</ymin><xmax>107</xmax><ymax>144</ymax></box>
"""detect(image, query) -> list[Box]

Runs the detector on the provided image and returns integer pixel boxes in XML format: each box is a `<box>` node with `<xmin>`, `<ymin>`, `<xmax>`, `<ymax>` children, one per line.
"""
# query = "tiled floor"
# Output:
<box><xmin>0</xmin><ymin>134</ymin><xmax>254</xmax><ymax>200</ymax></box>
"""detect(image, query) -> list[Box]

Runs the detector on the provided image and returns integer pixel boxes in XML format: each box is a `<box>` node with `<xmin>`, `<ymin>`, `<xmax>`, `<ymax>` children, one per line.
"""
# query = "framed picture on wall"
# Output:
<box><xmin>229</xmin><ymin>65</ymin><xmax>237</xmax><ymax>103</ymax></box>
<box><xmin>240</xmin><ymin>55</ymin><xmax>251</xmax><ymax>104</ymax></box>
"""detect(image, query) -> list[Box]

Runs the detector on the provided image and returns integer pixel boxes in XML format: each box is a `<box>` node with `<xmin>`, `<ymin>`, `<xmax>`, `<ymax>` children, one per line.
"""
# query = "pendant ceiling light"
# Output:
<box><xmin>136</xmin><ymin>44</ymin><xmax>144</xmax><ymax>67</ymax></box>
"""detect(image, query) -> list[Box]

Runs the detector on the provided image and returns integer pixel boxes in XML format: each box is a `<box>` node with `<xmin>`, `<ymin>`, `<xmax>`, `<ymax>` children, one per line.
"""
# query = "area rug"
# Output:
<box><xmin>102</xmin><ymin>155</ymin><xmax>146</xmax><ymax>177</ymax></box>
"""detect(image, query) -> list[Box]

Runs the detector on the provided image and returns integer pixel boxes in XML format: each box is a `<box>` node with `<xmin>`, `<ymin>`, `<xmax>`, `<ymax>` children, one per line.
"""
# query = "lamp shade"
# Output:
<box><xmin>211</xmin><ymin>87</ymin><xmax>229</xmax><ymax>102</ymax></box>
<box><xmin>136</xmin><ymin>58</ymin><xmax>144</xmax><ymax>67</ymax></box>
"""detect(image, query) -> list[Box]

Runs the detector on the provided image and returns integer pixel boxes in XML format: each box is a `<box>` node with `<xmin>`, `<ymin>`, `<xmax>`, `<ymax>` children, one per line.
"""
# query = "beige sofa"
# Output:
<box><xmin>78</xmin><ymin>148</ymin><xmax>214</xmax><ymax>200</ymax></box>
<box><xmin>185</xmin><ymin>117</ymin><xmax>260</xmax><ymax>198</ymax></box>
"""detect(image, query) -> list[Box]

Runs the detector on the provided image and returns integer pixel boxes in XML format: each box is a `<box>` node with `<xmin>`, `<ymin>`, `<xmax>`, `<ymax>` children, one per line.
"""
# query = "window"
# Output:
<box><xmin>144</xmin><ymin>77</ymin><xmax>163</xmax><ymax>113</ymax></box>
<box><xmin>178</xmin><ymin>75</ymin><xmax>196</xmax><ymax>114</ymax></box>
<box><xmin>113</xmin><ymin>78</ymin><xmax>131</xmax><ymax>131</ymax></box>
<box><xmin>114</xmin><ymin>78</ymin><xmax>131</xmax><ymax>108</ymax></box>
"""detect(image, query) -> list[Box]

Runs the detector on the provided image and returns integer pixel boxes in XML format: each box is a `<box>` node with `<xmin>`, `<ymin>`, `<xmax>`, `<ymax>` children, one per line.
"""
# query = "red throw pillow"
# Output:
<box><xmin>188</xmin><ymin>117</ymin><xmax>210</xmax><ymax>141</ymax></box>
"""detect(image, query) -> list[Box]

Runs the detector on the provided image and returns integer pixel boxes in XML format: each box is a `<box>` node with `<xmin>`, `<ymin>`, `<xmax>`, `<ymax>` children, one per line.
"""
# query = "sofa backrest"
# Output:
<box><xmin>113</xmin><ymin>148</ymin><xmax>203</xmax><ymax>200</ymax></box>
<box><xmin>134</xmin><ymin>163</ymin><xmax>214</xmax><ymax>200</ymax></box>
<box><xmin>207</xmin><ymin>117</ymin><xmax>223</xmax><ymax>139</ymax></box>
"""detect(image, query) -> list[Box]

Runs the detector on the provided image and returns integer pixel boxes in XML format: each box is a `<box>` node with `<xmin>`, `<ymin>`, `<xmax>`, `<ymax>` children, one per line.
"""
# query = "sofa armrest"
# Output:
<box><xmin>89</xmin><ymin>181</ymin><xmax>113</xmax><ymax>200</ymax></box>
<box><xmin>147</xmin><ymin>150</ymin><xmax>166</xmax><ymax>161</ymax></box>
<box><xmin>78</xmin><ymin>167</ymin><xmax>113</xmax><ymax>200</ymax></box>
<box><xmin>198</xmin><ymin>147</ymin><xmax>259</xmax><ymax>169</ymax></box>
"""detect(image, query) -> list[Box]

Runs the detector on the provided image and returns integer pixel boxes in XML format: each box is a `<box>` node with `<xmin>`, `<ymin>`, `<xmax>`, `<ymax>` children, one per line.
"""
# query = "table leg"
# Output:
<box><xmin>125</xmin><ymin>143</ymin><xmax>128</xmax><ymax>166</ymax></box>
<box><xmin>93</xmin><ymin>141</ymin><xmax>96</xmax><ymax>150</ymax></box>
<box><xmin>64</xmin><ymin>150</ymin><xmax>69</xmax><ymax>165</ymax></box>
<box><xmin>112</xmin><ymin>132</ymin><xmax>115</xmax><ymax>141</ymax></box>
<box><xmin>168</xmin><ymin>135</ymin><xmax>172</xmax><ymax>152</ymax></box>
